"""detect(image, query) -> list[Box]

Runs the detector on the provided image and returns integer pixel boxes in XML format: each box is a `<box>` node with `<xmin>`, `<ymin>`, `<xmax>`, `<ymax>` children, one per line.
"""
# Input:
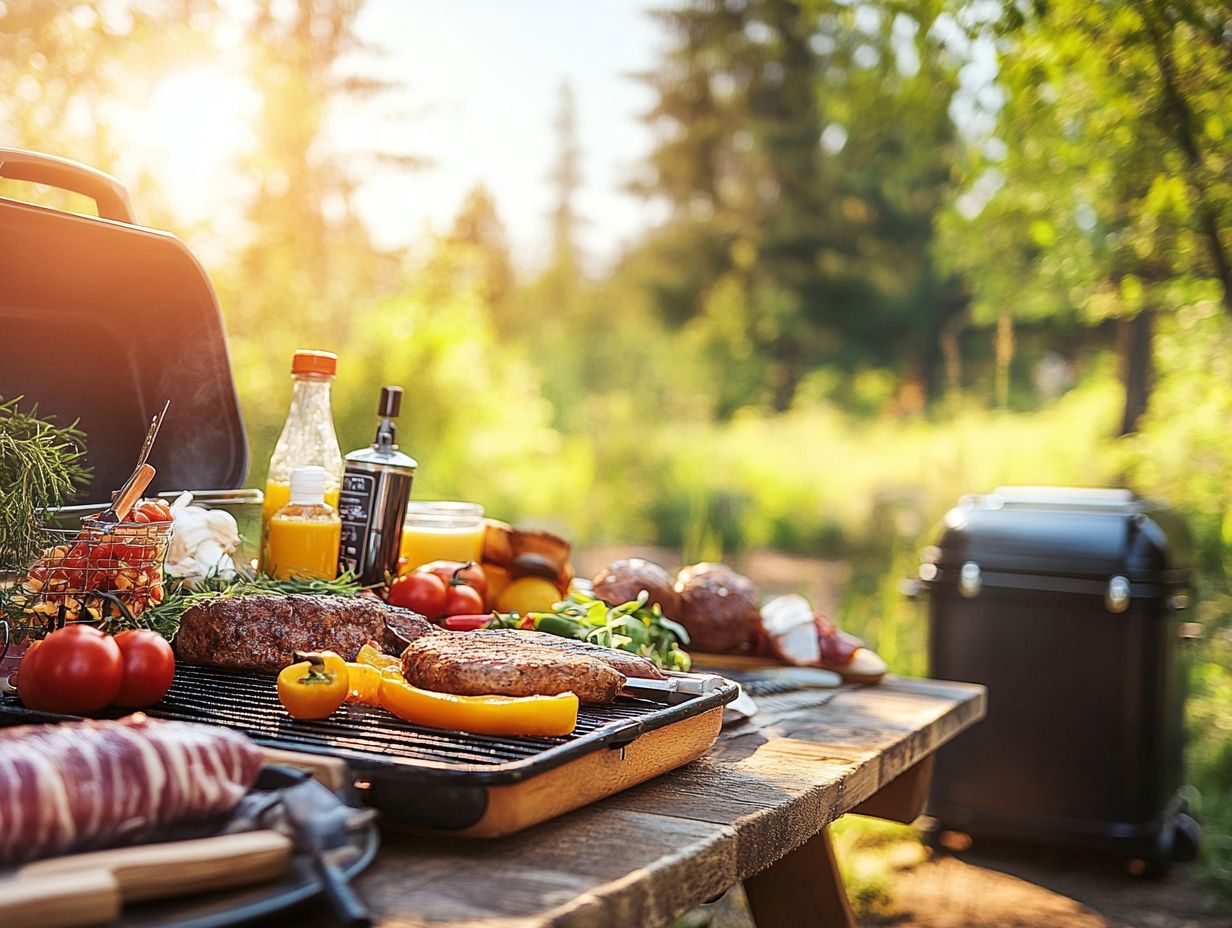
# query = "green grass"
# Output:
<box><xmin>601</xmin><ymin>367</ymin><xmax>1232</xmax><ymax>908</ymax></box>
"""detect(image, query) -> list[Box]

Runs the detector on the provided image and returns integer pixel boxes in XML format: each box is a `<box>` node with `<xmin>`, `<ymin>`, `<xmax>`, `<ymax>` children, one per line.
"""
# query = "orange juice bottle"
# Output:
<box><xmin>266</xmin><ymin>466</ymin><xmax>342</xmax><ymax>580</ymax></box>
<box><xmin>260</xmin><ymin>350</ymin><xmax>343</xmax><ymax>572</ymax></box>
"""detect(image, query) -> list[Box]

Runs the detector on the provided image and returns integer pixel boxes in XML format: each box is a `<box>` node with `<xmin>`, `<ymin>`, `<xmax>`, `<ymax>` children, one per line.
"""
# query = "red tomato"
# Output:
<box><xmin>20</xmin><ymin>625</ymin><xmax>123</xmax><ymax>714</ymax></box>
<box><xmin>418</xmin><ymin>560</ymin><xmax>488</xmax><ymax>602</ymax></box>
<box><xmin>134</xmin><ymin>500</ymin><xmax>173</xmax><ymax>523</ymax></box>
<box><xmin>386</xmin><ymin>571</ymin><xmax>448</xmax><ymax>618</ymax></box>
<box><xmin>13</xmin><ymin>639</ymin><xmax>45</xmax><ymax>707</ymax></box>
<box><xmin>444</xmin><ymin>583</ymin><xmax>485</xmax><ymax>617</ymax></box>
<box><xmin>113</xmin><ymin>630</ymin><xmax>175</xmax><ymax>708</ymax></box>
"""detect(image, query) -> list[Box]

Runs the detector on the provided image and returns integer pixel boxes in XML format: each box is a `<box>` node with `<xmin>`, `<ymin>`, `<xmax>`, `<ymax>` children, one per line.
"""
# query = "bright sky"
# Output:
<box><xmin>331</xmin><ymin>0</ymin><xmax>666</xmax><ymax>274</ymax></box>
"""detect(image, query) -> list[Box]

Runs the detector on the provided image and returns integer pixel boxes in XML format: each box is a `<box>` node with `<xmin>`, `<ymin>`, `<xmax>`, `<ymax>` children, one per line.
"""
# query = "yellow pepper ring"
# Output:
<box><xmin>378</xmin><ymin>678</ymin><xmax>578</xmax><ymax>738</ymax></box>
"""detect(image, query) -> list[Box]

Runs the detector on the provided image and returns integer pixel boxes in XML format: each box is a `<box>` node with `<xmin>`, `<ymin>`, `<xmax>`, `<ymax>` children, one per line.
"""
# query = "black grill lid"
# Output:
<box><xmin>0</xmin><ymin>148</ymin><xmax>247</xmax><ymax>501</ymax></box>
<box><xmin>925</xmin><ymin>486</ymin><xmax>1192</xmax><ymax>585</ymax></box>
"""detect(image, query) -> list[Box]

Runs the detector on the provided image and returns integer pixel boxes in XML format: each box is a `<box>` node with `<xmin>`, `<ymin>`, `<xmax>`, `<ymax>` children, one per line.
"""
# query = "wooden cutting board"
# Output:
<box><xmin>691</xmin><ymin>649</ymin><xmax>888</xmax><ymax>684</ymax></box>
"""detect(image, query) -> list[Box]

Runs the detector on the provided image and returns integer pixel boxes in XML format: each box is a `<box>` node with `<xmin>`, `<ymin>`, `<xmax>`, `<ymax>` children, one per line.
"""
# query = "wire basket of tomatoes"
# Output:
<box><xmin>4</xmin><ymin>499</ymin><xmax>174</xmax><ymax>643</ymax></box>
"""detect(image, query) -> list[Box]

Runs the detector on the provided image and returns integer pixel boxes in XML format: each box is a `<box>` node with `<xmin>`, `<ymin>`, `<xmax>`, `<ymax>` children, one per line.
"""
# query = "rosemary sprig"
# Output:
<box><xmin>0</xmin><ymin>395</ymin><xmax>90</xmax><ymax>572</ymax></box>
<box><xmin>108</xmin><ymin>570</ymin><xmax>365</xmax><ymax>640</ymax></box>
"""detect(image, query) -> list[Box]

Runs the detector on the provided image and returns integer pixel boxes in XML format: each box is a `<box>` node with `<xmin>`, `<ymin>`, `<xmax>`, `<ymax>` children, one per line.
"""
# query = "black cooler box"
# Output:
<box><xmin>919</xmin><ymin>486</ymin><xmax>1199</xmax><ymax>869</ymax></box>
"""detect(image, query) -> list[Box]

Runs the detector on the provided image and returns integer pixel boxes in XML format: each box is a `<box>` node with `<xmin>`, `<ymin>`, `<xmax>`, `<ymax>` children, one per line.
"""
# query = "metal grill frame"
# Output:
<box><xmin>0</xmin><ymin>661</ymin><xmax>739</xmax><ymax>788</ymax></box>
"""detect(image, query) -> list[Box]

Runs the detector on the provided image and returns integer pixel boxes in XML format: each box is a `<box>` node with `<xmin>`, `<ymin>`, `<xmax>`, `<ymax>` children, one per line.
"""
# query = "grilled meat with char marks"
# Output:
<box><xmin>387</xmin><ymin>619</ymin><xmax>665</xmax><ymax>680</ymax></box>
<box><xmin>400</xmin><ymin>634</ymin><xmax>625</xmax><ymax>703</ymax></box>
<box><xmin>175</xmin><ymin>594</ymin><xmax>432</xmax><ymax>672</ymax></box>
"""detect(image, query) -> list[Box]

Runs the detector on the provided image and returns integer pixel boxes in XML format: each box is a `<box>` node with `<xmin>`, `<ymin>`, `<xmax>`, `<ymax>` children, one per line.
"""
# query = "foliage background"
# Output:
<box><xmin>2</xmin><ymin>0</ymin><xmax>1231</xmax><ymax>906</ymax></box>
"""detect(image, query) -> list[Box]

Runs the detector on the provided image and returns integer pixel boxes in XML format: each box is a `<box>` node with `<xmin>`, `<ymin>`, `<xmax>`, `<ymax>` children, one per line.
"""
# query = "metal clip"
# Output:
<box><xmin>959</xmin><ymin>561</ymin><xmax>981</xmax><ymax>598</ymax></box>
<box><xmin>1106</xmin><ymin>575</ymin><xmax>1131</xmax><ymax>613</ymax></box>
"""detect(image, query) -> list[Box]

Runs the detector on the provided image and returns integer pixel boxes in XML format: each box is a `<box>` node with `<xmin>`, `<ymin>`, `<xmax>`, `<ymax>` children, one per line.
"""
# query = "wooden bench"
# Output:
<box><xmin>290</xmin><ymin>676</ymin><xmax>985</xmax><ymax>927</ymax></box>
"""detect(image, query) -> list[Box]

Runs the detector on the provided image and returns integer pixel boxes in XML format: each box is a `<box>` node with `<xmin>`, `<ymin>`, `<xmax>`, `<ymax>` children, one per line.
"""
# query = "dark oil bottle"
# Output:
<box><xmin>337</xmin><ymin>386</ymin><xmax>417</xmax><ymax>585</ymax></box>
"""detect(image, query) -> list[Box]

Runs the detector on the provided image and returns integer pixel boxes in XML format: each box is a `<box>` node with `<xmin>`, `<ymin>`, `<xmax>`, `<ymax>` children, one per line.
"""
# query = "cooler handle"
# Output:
<box><xmin>0</xmin><ymin>148</ymin><xmax>135</xmax><ymax>223</ymax></box>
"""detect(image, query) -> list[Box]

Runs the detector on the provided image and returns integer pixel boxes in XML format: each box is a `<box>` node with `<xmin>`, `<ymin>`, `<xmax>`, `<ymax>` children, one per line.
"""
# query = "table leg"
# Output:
<box><xmin>743</xmin><ymin>758</ymin><xmax>937</xmax><ymax>927</ymax></box>
<box><xmin>743</xmin><ymin>825</ymin><xmax>857</xmax><ymax>928</ymax></box>
<box><xmin>852</xmin><ymin>756</ymin><xmax>934</xmax><ymax>824</ymax></box>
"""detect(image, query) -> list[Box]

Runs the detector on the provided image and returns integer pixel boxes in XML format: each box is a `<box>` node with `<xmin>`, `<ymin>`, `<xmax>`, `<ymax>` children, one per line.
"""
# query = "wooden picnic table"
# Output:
<box><xmin>290</xmin><ymin>675</ymin><xmax>984</xmax><ymax>928</ymax></box>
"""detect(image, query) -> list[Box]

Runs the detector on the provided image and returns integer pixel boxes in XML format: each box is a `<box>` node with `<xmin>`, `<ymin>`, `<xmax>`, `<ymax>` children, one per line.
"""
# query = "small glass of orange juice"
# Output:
<box><xmin>400</xmin><ymin>501</ymin><xmax>485</xmax><ymax>572</ymax></box>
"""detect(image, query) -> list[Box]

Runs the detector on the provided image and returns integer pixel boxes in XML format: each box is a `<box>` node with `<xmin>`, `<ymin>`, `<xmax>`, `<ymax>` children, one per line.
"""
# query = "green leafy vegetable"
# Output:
<box><xmin>491</xmin><ymin>589</ymin><xmax>692</xmax><ymax>671</ymax></box>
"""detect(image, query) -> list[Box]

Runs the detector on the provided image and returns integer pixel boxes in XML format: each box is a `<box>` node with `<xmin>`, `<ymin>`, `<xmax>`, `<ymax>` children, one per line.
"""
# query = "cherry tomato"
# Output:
<box><xmin>134</xmin><ymin>500</ymin><xmax>172</xmax><ymax>523</ymax></box>
<box><xmin>418</xmin><ymin>560</ymin><xmax>488</xmax><ymax>602</ymax></box>
<box><xmin>19</xmin><ymin>625</ymin><xmax>123</xmax><ymax>714</ymax></box>
<box><xmin>112</xmin><ymin>629</ymin><xmax>175</xmax><ymax>708</ymax></box>
<box><xmin>444</xmin><ymin>583</ymin><xmax>485</xmax><ymax>617</ymax></box>
<box><xmin>386</xmin><ymin>571</ymin><xmax>448</xmax><ymax>618</ymax></box>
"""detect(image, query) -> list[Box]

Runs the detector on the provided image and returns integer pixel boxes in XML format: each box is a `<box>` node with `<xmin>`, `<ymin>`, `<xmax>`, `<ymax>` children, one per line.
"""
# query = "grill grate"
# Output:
<box><xmin>1</xmin><ymin>661</ymin><xmax>739</xmax><ymax>786</ymax></box>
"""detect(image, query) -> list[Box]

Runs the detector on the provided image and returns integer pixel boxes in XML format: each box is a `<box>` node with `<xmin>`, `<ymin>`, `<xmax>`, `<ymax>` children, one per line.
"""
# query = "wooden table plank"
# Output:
<box><xmin>289</xmin><ymin>676</ymin><xmax>985</xmax><ymax>928</ymax></box>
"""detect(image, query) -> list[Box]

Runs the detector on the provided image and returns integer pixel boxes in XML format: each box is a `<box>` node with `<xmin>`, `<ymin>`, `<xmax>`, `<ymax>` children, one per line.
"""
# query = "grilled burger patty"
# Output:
<box><xmin>400</xmin><ymin>634</ymin><xmax>625</xmax><ymax>704</ymax></box>
<box><xmin>175</xmin><ymin>594</ymin><xmax>433</xmax><ymax>672</ymax></box>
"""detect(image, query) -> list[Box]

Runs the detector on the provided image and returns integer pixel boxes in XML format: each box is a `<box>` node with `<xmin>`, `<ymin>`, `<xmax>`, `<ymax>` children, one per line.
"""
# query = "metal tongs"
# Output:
<box><xmin>620</xmin><ymin>672</ymin><xmax>726</xmax><ymax>705</ymax></box>
<box><xmin>96</xmin><ymin>401</ymin><xmax>169</xmax><ymax>528</ymax></box>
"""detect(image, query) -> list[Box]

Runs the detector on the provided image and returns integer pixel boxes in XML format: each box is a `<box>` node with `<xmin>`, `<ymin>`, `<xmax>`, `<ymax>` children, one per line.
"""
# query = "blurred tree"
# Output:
<box><xmin>941</xmin><ymin>0</ymin><xmax>1232</xmax><ymax>432</ymax></box>
<box><xmin>633</xmin><ymin>0</ymin><xmax>963</xmax><ymax>414</ymax></box>
<box><xmin>223</xmin><ymin>0</ymin><xmax>404</xmax><ymax>340</ymax></box>
<box><xmin>440</xmin><ymin>184</ymin><xmax>514</xmax><ymax>313</ymax></box>
<box><xmin>0</xmin><ymin>0</ymin><xmax>221</xmax><ymax>223</ymax></box>
<box><xmin>549</xmin><ymin>80</ymin><xmax>583</xmax><ymax>278</ymax></box>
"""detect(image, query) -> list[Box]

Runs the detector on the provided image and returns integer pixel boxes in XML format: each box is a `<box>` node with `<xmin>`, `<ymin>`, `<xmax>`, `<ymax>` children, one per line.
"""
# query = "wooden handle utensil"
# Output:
<box><xmin>96</xmin><ymin>462</ymin><xmax>156</xmax><ymax>525</ymax></box>
<box><xmin>260</xmin><ymin>746</ymin><xmax>351</xmax><ymax>791</ymax></box>
<box><xmin>0</xmin><ymin>830</ymin><xmax>293</xmax><ymax>928</ymax></box>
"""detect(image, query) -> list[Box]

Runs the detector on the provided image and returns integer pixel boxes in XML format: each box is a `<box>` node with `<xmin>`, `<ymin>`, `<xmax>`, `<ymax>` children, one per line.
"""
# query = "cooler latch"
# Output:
<box><xmin>1105</xmin><ymin>575</ymin><xmax>1131</xmax><ymax>613</ymax></box>
<box><xmin>959</xmin><ymin>561</ymin><xmax>982</xmax><ymax>598</ymax></box>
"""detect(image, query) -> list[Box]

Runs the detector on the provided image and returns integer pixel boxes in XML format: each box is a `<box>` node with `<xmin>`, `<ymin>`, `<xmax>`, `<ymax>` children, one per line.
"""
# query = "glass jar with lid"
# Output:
<box><xmin>399</xmin><ymin>501</ymin><xmax>484</xmax><ymax>572</ymax></box>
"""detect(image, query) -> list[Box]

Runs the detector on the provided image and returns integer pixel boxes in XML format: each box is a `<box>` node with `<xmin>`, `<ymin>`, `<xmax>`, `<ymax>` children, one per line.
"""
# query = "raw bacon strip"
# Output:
<box><xmin>0</xmin><ymin>715</ymin><xmax>261</xmax><ymax>864</ymax></box>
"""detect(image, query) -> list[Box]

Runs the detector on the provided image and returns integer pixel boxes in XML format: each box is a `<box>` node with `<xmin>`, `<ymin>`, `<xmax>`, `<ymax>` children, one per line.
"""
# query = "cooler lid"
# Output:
<box><xmin>925</xmin><ymin>486</ymin><xmax>1192</xmax><ymax>584</ymax></box>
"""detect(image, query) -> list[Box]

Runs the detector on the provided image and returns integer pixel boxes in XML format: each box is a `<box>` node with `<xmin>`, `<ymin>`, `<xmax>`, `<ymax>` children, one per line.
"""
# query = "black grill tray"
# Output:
<box><xmin>1</xmin><ymin>662</ymin><xmax>739</xmax><ymax>832</ymax></box>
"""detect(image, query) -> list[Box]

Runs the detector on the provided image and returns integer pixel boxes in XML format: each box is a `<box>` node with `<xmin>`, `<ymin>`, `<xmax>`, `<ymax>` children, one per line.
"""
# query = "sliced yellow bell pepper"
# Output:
<box><xmin>356</xmin><ymin>641</ymin><xmax>402</xmax><ymax>673</ymax></box>
<box><xmin>378</xmin><ymin>678</ymin><xmax>578</xmax><ymax>737</ymax></box>
<box><xmin>277</xmin><ymin>651</ymin><xmax>349</xmax><ymax>719</ymax></box>
<box><xmin>344</xmin><ymin>661</ymin><xmax>383</xmax><ymax>705</ymax></box>
<box><xmin>356</xmin><ymin>640</ymin><xmax>406</xmax><ymax>683</ymax></box>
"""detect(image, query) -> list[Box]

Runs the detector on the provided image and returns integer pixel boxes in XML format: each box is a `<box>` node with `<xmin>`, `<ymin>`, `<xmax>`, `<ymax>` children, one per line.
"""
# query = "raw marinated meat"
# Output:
<box><xmin>0</xmin><ymin>715</ymin><xmax>261</xmax><ymax>864</ymax></box>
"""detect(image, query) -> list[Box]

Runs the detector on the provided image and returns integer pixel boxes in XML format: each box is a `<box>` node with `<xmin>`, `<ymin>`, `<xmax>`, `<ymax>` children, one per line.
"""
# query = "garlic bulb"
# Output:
<box><xmin>165</xmin><ymin>492</ymin><xmax>241</xmax><ymax>582</ymax></box>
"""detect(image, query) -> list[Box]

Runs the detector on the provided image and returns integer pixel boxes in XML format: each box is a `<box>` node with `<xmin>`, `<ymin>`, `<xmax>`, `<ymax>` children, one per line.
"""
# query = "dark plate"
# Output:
<box><xmin>113</xmin><ymin>822</ymin><xmax>378</xmax><ymax>928</ymax></box>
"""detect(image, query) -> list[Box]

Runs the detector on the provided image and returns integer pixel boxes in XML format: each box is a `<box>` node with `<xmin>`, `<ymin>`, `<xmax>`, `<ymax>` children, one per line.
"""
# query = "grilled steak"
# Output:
<box><xmin>0</xmin><ymin>716</ymin><xmax>261</xmax><ymax>865</ymax></box>
<box><xmin>384</xmin><ymin>621</ymin><xmax>666</xmax><ymax>680</ymax></box>
<box><xmin>175</xmin><ymin>594</ymin><xmax>432</xmax><ymax>672</ymax></box>
<box><xmin>472</xmin><ymin>629</ymin><xmax>665</xmax><ymax>679</ymax></box>
<box><xmin>400</xmin><ymin>634</ymin><xmax>625</xmax><ymax>703</ymax></box>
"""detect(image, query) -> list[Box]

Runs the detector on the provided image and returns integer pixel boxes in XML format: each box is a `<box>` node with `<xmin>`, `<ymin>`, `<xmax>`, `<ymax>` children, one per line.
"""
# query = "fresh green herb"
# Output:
<box><xmin>492</xmin><ymin>589</ymin><xmax>692</xmax><ymax>671</ymax></box>
<box><xmin>107</xmin><ymin>569</ymin><xmax>364</xmax><ymax>640</ymax></box>
<box><xmin>0</xmin><ymin>396</ymin><xmax>90</xmax><ymax>572</ymax></box>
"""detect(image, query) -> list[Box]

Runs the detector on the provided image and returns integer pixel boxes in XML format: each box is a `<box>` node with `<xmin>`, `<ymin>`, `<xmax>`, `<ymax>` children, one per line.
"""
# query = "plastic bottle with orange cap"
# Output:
<box><xmin>259</xmin><ymin>349</ymin><xmax>344</xmax><ymax>573</ymax></box>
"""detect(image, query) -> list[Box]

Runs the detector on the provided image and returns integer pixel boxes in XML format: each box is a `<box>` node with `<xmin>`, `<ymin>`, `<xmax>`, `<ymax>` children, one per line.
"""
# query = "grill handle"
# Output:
<box><xmin>0</xmin><ymin>148</ymin><xmax>135</xmax><ymax>223</ymax></box>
